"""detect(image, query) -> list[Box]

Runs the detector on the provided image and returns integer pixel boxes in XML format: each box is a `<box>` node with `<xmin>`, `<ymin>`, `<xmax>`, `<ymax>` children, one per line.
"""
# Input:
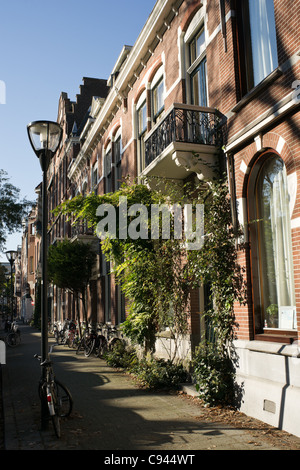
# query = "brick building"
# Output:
<box><xmin>28</xmin><ymin>0</ymin><xmax>300</xmax><ymax>436</ymax></box>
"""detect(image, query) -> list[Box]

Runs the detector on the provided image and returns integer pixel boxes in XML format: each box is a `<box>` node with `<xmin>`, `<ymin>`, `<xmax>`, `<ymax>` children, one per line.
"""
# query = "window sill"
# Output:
<box><xmin>254</xmin><ymin>331</ymin><xmax>296</xmax><ymax>345</ymax></box>
<box><xmin>234</xmin><ymin>337</ymin><xmax>299</xmax><ymax>357</ymax></box>
<box><xmin>231</xmin><ymin>68</ymin><xmax>283</xmax><ymax>113</ymax></box>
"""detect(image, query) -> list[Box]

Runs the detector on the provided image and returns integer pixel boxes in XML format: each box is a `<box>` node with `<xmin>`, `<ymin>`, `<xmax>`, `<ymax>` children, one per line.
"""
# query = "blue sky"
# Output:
<box><xmin>0</xmin><ymin>0</ymin><xmax>155</xmax><ymax>261</ymax></box>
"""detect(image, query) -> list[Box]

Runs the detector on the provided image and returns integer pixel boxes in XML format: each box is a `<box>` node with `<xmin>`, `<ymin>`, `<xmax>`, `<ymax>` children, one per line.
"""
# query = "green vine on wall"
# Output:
<box><xmin>56</xmin><ymin>175</ymin><xmax>246</xmax><ymax>405</ymax></box>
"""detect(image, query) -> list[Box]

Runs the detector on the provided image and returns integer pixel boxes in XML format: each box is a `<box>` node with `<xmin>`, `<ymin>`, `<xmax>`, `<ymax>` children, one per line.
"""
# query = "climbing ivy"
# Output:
<box><xmin>57</xmin><ymin>175</ymin><xmax>246</xmax><ymax>404</ymax></box>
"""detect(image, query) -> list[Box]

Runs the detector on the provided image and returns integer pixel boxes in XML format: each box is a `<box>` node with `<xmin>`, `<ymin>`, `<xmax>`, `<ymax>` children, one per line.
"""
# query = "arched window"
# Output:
<box><xmin>248</xmin><ymin>153</ymin><xmax>296</xmax><ymax>333</ymax></box>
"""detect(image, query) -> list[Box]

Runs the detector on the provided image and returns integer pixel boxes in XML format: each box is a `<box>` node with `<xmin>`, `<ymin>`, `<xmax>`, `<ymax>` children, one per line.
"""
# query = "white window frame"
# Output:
<box><xmin>183</xmin><ymin>7</ymin><xmax>208</xmax><ymax>106</ymax></box>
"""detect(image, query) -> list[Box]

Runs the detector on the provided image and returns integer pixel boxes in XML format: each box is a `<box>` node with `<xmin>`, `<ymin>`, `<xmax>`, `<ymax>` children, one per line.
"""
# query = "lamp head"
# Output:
<box><xmin>5</xmin><ymin>250</ymin><xmax>18</xmax><ymax>266</ymax></box>
<box><xmin>27</xmin><ymin>121</ymin><xmax>62</xmax><ymax>171</ymax></box>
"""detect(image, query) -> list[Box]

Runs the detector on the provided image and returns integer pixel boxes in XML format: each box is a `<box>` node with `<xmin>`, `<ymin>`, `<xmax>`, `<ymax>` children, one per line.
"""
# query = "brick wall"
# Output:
<box><xmin>45</xmin><ymin>0</ymin><xmax>300</xmax><ymax>344</ymax></box>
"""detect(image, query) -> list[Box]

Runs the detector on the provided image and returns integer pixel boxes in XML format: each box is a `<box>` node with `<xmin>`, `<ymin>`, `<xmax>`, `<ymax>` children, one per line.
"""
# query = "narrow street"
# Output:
<box><xmin>1</xmin><ymin>324</ymin><xmax>300</xmax><ymax>454</ymax></box>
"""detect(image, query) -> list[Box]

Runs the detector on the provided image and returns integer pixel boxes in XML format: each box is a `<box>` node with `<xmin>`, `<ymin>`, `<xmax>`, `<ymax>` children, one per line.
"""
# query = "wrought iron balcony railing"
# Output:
<box><xmin>71</xmin><ymin>221</ymin><xmax>94</xmax><ymax>238</ymax></box>
<box><xmin>144</xmin><ymin>103</ymin><xmax>223</xmax><ymax>168</ymax></box>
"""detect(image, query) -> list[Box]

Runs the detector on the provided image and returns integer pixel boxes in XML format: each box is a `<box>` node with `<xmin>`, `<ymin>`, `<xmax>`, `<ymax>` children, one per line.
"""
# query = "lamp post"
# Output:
<box><xmin>27</xmin><ymin>121</ymin><xmax>62</xmax><ymax>428</ymax></box>
<box><xmin>5</xmin><ymin>250</ymin><xmax>18</xmax><ymax>322</ymax></box>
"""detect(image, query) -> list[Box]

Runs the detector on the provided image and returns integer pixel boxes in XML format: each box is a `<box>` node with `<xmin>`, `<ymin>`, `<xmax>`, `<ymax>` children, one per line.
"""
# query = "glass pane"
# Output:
<box><xmin>196</xmin><ymin>29</ymin><xmax>205</xmax><ymax>58</ymax></box>
<box><xmin>115</xmin><ymin>137</ymin><xmax>121</xmax><ymax>163</ymax></box>
<box><xmin>191</xmin><ymin>58</ymin><xmax>207</xmax><ymax>107</ymax></box>
<box><xmin>153</xmin><ymin>79</ymin><xmax>164</xmax><ymax>117</ymax></box>
<box><xmin>248</xmin><ymin>0</ymin><xmax>278</xmax><ymax>86</ymax></box>
<box><xmin>255</xmin><ymin>157</ymin><xmax>295</xmax><ymax>329</ymax></box>
<box><xmin>138</xmin><ymin>102</ymin><xmax>147</xmax><ymax>136</ymax></box>
<box><xmin>189</xmin><ymin>38</ymin><xmax>196</xmax><ymax>66</ymax></box>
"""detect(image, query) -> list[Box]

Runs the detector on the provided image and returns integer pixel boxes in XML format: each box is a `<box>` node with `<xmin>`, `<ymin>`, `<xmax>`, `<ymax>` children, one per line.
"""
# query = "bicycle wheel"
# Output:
<box><xmin>66</xmin><ymin>331</ymin><xmax>74</xmax><ymax>348</ymax></box>
<box><xmin>53</xmin><ymin>379</ymin><xmax>73</xmax><ymax>417</ymax></box>
<box><xmin>97</xmin><ymin>335</ymin><xmax>108</xmax><ymax>357</ymax></box>
<box><xmin>84</xmin><ymin>338</ymin><xmax>95</xmax><ymax>357</ymax></box>
<box><xmin>76</xmin><ymin>337</ymin><xmax>86</xmax><ymax>354</ymax></box>
<box><xmin>6</xmin><ymin>332</ymin><xmax>21</xmax><ymax>347</ymax></box>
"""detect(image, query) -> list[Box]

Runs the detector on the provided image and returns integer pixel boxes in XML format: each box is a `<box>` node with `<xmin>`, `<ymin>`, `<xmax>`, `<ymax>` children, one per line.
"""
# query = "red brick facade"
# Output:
<box><xmin>39</xmin><ymin>0</ymin><xmax>300</xmax><ymax>350</ymax></box>
<box><xmin>19</xmin><ymin>0</ymin><xmax>300</xmax><ymax>436</ymax></box>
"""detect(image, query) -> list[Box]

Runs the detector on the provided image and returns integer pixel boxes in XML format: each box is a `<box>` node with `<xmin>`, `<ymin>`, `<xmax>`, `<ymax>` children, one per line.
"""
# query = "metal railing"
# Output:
<box><xmin>144</xmin><ymin>103</ymin><xmax>223</xmax><ymax>168</ymax></box>
<box><xmin>71</xmin><ymin>221</ymin><xmax>94</xmax><ymax>238</ymax></box>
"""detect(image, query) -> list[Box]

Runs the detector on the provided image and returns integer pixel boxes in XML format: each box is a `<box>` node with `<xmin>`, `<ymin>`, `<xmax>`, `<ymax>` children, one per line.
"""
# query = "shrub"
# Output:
<box><xmin>132</xmin><ymin>357</ymin><xmax>188</xmax><ymax>390</ymax></box>
<box><xmin>104</xmin><ymin>342</ymin><xmax>139</xmax><ymax>370</ymax></box>
<box><xmin>104</xmin><ymin>344</ymin><xmax>188</xmax><ymax>390</ymax></box>
<box><xmin>193</xmin><ymin>344</ymin><xmax>235</xmax><ymax>406</ymax></box>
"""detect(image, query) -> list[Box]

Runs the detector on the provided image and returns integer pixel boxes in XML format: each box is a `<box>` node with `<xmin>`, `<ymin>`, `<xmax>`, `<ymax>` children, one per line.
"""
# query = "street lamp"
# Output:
<box><xmin>27</xmin><ymin>121</ymin><xmax>62</xmax><ymax>427</ymax></box>
<box><xmin>5</xmin><ymin>250</ymin><xmax>18</xmax><ymax>322</ymax></box>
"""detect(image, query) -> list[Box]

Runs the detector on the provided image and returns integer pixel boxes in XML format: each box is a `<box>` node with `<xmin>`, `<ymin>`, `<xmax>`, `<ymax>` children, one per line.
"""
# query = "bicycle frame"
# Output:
<box><xmin>35</xmin><ymin>344</ymin><xmax>73</xmax><ymax>438</ymax></box>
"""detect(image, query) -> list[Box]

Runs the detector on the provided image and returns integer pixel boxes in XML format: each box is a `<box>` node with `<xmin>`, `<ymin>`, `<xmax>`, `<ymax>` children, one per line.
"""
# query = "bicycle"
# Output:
<box><xmin>98</xmin><ymin>324</ymin><xmax>125</xmax><ymax>356</ymax></box>
<box><xmin>66</xmin><ymin>326</ymin><xmax>80</xmax><ymax>349</ymax></box>
<box><xmin>34</xmin><ymin>345</ymin><xmax>73</xmax><ymax>438</ymax></box>
<box><xmin>75</xmin><ymin>325</ymin><xmax>91</xmax><ymax>355</ymax></box>
<box><xmin>53</xmin><ymin>322</ymin><xmax>65</xmax><ymax>344</ymax></box>
<box><xmin>2</xmin><ymin>321</ymin><xmax>21</xmax><ymax>347</ymax></box>
<box><xmin>84</xmin><ymin>329</ymin><xmax>107</xmax><ymax>358</ymax></box>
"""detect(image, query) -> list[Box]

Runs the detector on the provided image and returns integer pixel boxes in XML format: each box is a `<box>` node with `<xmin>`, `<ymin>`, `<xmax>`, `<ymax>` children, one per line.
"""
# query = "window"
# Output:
<box><xmin>188</xmin><ymin>27</ymin><xmax>208</xmax><ymax>106</ymax></box>
<box><xmin>29</xmin><ymin>256</ymin><xmax>34</xmax><ymax>274</ymax></box>
<box><xmin>91</xmin><ymin>161</ymin><xmax>98</xmax><ymax>191</ymax></box>
<box><xmin>138</xmin><ymin>100</ymin><xmax>147</xmax><ymax>136</ymax></box>
<box><xmin>152</xmin><ymin>77</ymin><xmax>164</xmax><ymax>121</ymax></box>
<box><xmin>137</xmin><ymin>98</ymin><xmax>147</xmax><ymax>171</ymax></box>
<box><xmin>248</xmin><ymin>154</ymin><xmax>296</xmax><ymax>333</ymax></box>
<box><xmin>104</xmin><ymin>148</ymin><xmax>112</xmax><ymax>193</ymax></box>
<box><xmin>115</xmin><ymin>136</ymin><xmax>122</xmax><ymax>189</ymax></box>
<box><xmin>238</xmin><ymin>0</ymin><xmax>278</xmax><ymax>94</ymax></box>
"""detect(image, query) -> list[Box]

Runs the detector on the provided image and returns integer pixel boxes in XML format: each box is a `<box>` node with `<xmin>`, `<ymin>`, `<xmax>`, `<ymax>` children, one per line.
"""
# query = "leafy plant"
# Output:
<box><xmin>131</xmin><ymin>357</ymin><xmax>188</xmax><ymax>390</ymax></box>
<box><xmin>193</xmin><ymin>343</ymin><xmax>235</xmax><ymax>406</ymax></box>
<box><xmin>56</xmin><ymin>175</ymin><xmax>246</xmax><ymax>405</ymax></box>
<box><xmin>0</xmin><ymin>170</ymin><xmax>32</xmax><ymax>250</ymax></box>
<box><xmin>104</xmin><ymin>342</ymin><xmax>139</xmax><ymax>370</ymax></box>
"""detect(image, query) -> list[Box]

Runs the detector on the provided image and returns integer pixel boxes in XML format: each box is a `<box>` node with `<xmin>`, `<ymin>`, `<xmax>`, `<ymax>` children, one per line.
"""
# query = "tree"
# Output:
<box><xmin>47</xmin><ymin>239</ymin><xmax>96</xmax><ymax>331</ymax></box>
<box><xmin>0</xmin><ymin>170</ymin><xmax>32</xmax><ymax>250</ymax></box>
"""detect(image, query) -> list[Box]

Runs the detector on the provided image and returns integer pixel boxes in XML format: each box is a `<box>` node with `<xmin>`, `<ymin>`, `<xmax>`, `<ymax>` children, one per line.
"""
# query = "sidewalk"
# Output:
<box><xmin>1</xmin><ymin>324</ymin><xmax>300</xmax><ymax>452</ymax></box>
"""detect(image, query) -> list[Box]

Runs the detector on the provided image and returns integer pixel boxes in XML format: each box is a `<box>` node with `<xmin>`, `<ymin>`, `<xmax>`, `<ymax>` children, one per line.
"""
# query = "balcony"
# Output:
<box><xmin>71</xmin><ymin>221</ymin><xmax>96</xmax><ymax>244</ymax></box>
<box><xmin>142</xmin><ymin>103</ymin><xmax>224</xmax><ymax>181</ymax></box>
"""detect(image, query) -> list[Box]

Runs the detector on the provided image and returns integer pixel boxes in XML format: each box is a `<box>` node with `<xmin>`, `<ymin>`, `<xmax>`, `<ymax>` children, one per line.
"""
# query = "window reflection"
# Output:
<box><xmin>253</xmin><ymin>156</ymin><xmax>295</xmax><ymax>330</ymax></box>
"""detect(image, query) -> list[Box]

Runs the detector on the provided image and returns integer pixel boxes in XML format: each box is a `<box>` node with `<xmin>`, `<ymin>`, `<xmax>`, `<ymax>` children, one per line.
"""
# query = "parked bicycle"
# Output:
<box><xmin>34</xmin><ymin>344</ymin><xmax>73</xmax><ymax>438</ymax></box>
<box><xmin>75</xmin><ymin>326</ymin><xmax>92</xmax><ymax>355</ymax></box>
<box><xmin>53</xmin><ymin>319</ymin><xmax>77</xmax><ymax>345</ymax></box>
<box><xmin>98</xmin><ymin>324</ymin><xmax>125</xmax><ymax>356</ymax></box>
<box><xmin>65</xmin><ymin>326</ymin><xmax>80</xmax><ymax>349</ymax></box>
<box><xmin>84</xmin><ymin>329</ymin><xmax>107</xmax><ymax>358</ymax></box>
<box><xmin>2</xmin><ymin>321</ymin><xmax>21</xmax><ymax>347</ymax></box>
<box><xmin>53</xmin><ymin>322</ymin><xmax>65</xmax><ymax>344</ymax></box>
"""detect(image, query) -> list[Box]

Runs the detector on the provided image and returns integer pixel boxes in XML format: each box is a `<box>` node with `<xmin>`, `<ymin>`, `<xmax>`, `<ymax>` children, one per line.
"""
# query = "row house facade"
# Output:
<box><xmin>38</xmin><ymin>0</ymin><xmax>300</xmax><ymax>437</ymax></box>
<box><xmin>18</xmin><ymin>185</ymin><xmax>42</xmax><ymax>323</ymax></box>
